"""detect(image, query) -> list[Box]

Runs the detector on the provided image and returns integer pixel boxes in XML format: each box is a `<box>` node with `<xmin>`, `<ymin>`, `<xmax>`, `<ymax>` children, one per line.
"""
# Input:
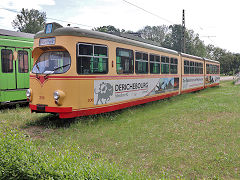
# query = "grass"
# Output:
<box><xmin>0</xmin><ymin>80</ymin><xmax>239</xmax><ymax>179</ymax></box>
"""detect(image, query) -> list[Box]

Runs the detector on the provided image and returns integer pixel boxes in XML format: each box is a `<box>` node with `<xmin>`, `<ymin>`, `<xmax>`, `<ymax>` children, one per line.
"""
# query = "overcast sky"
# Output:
<box><xmin>0</xmin><ymin>0</ymin><xmax>239</xmax><ymax>53</ymax></box>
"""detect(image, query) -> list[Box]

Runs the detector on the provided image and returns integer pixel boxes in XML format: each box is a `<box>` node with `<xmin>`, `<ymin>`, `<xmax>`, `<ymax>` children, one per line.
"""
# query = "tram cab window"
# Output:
<box><xmin>150</xmin><ymin>54</ymin><xmax>160</xmax><ymax>74</ymax></box>
<box><xmin>77</xmin><ymin>43</ymin><xmax>108</xmax><ymax>74</ymax></box>
<box><xmin>32</xmin><ymin>51</ymin><xmax>71</xmax><ymax>74</ymax></box>
<box><xmin>116</xmin><ymin>48</ymin><xmax>134</xmax><ymax>74</ymax></box>
<box><xmin>1</xmin><ymin>49</ymin><xmax>13</xmax><ymax>73</ymax></box>
<box><xmin>18</xmin><ymin>50</ymin><xmax>29</xmax><ymax>73</ymax></box>
<box><xmin>135</xmin><ymin>52</ymin><xmax>148</xmax><ymax>74</ymax></box>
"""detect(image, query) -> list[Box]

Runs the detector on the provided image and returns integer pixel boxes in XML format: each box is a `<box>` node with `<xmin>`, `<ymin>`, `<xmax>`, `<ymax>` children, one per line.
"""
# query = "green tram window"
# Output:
<box><xmin>77</xmin><ymin>43</ymin><xmax>108</xmax><ymax>74</ymax></box>
<box><xmin>150</xmin><ymin>54</ymin><xmax>160</xmax><ymax>74</ymax></box>
<box><xmin>1</xmin><ymin>49</ymin><xmax>13</xmax><ymax>73</ymax></box>
<box><xmin>135</xmin><ymin>51</ymin><xmax>148</xmax><ymax>74</ymax></box>
<box><xmin>161</xmin><ymin>56</ymin><xmax>169</xmax><ymax>74</ymax></box>
<box><xmin>116</xmin><ymin>48</ymin><xmax>134</xmax><ymax>74</ymax></box>
<box><xmin>170</xmin><ymin>58</ymin><xmax>178</xmax><ymax>74</ymax></box>
<box><xmin>18</xmin><ymin>50</ymin><xmax>29</xmax><ymax>73</ymax></box>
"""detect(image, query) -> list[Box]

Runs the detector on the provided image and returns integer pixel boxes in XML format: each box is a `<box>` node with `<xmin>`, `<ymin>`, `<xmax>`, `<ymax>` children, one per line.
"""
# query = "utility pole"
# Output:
<box><xmin>181</xmin><ymin>9</ymin><xmax>186</xmax><ymax>53</ymax></box>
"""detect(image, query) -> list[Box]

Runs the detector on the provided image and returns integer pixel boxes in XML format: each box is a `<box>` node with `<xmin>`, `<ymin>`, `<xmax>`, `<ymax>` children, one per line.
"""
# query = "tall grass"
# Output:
<box><xmin>0</xmin><ymin>81</ymin><xmax>239</xmax><ymax>179</ymax></box>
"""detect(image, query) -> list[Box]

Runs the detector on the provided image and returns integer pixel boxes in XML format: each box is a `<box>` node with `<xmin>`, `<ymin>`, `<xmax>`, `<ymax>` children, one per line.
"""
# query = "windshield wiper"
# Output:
<box><xmin>35</xmin><ymin>63</ymin><xmax>40</xmax><ymax>77</ymax></box>
<box><xmin>53</xmin><ymin>64</ymin><xmax>70</xmax><ymax>72</ymax></box>
<box><xmin>44</xmin><ymin>64</ymin><xmax>70</xmax><ymax>78</ymax></box>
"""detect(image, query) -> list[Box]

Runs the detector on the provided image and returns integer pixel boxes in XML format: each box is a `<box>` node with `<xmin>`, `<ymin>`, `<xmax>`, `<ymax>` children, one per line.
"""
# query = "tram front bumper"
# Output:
<box><xmin>29</xmin><ymin>104</ymin><xmax>72</xmax><ymax>113</ymax></box>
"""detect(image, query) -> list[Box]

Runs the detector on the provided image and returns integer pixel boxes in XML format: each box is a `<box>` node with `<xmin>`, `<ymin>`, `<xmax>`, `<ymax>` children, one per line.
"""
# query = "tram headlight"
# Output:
<box><xmin>53</xmin><ymin>91</ymin><xmax>60</xmax><ymax>100</ymax></box>
<box><xmin>26</xmin><ymin>89</ymin><xmax>32</xmax><ymax>102</ymax></box>
<box><xmin>53</xmin><ymin>90</ymin><xmax>65</xmax><ymax>105</ymax></box>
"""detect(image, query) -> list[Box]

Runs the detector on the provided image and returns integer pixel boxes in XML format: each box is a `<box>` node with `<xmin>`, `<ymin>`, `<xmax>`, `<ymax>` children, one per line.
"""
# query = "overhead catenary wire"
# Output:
<box><xmin>122</xmin><ymin>0</ymin><xmax>175</xmax><ymax>24</ymax></box>
<box><xmin>0</xmin><ymin>7</ymin><xmax>93</xmax><ymax>28</ymax></box>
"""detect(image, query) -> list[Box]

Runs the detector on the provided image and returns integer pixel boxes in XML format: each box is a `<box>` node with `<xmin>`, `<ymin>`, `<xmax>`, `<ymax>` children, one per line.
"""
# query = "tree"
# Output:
<box><xmin>93</xmin><ymin>25</ymin><xmax>124</xmax><ymax>33</ymax></box>
<box><xmin>137</xmin><ymin>25</ymin><xmax>169</xmax><ymax>45</ymax></box>
<box><xmin>12</xmin><ymin>8</ymin><xmax>46</xmax><ymax>34</ymax></box>
<box><xmin>185</xmin><ymin>30</ymin><xmax>207</xmax><ymax>57</ymax></box>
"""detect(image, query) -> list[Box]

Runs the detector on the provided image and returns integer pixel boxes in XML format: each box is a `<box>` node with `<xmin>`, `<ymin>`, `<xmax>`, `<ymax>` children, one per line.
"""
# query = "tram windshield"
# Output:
<box><xmin>32</xmin><ymin>51</ymin><xmax>71</xmax><ymax>74</ymax></box>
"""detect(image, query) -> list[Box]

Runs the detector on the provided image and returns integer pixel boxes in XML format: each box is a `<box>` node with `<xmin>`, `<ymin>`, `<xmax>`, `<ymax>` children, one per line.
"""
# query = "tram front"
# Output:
<box><xmin>27</xmin><ymin>23</ymin><xmax>75</xmax><ymax>118</ymax></box>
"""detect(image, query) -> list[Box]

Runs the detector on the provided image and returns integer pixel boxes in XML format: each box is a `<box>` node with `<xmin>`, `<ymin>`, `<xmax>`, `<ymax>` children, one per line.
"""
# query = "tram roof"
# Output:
<box><xmin>181</xmin><ymin>53</ymin><xmax>219</xmax><ymax>64</ymax></box>
<box><xmin>0</xmin><ymin>29</ymin><xmax>34</xmax><ymax>39</ymax></box>
<box><xmin>35</xmin><ymin>26</ymin><xmax>179</xmax><ymax>56</ymax></box>
<box><xmin>204</xmin><ymin>58</ymin><xmax>220</xmax><ymax>64</ymax></box>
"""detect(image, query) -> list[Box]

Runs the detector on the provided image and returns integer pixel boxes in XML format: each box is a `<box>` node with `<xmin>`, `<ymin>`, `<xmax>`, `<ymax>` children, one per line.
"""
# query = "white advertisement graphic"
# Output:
<box><xmin>205</xmin><ymin>75</ymin><xmax>220</xmax><ymax>85</ymax></box>
<box><xmin>182</xmin><ymin>76</ymin><xmax>204</xmax><ymax>90</ymax></box>
<box><xmin>94</xmin><ymin>78</ymin><xmax>179</xmax><ymax>105</ymax></box>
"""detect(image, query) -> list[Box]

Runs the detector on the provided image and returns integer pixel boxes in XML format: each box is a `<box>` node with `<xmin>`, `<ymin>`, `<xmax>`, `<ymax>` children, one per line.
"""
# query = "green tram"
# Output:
<box><xmin>0</xmin><ymin>29</ymin><xmax>33</xmax><ymax>105</ymax></box>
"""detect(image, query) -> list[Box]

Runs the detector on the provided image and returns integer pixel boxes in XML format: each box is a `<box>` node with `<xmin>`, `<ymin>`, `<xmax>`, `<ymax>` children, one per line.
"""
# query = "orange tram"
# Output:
<box><xmin>27</xmin><ymin>23</ymin><xmax>220</xmax><ymax>118</ymax></box>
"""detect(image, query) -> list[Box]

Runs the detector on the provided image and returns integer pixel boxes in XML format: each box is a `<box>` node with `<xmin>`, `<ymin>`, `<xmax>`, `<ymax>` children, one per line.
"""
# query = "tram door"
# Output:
<box><xmin>15</xmin><ymin>48</ymin><xmax>31</xmax><ymax>89</ymax></box>
<box><xmin>0</xmin><ymin>47</ymin><xmax>16</xmax><ymax>90</ymax></box>
<box><xmin>0</xmin><ymin>47</ymin><xmax>30</xmax><ymax>90</ymax></box>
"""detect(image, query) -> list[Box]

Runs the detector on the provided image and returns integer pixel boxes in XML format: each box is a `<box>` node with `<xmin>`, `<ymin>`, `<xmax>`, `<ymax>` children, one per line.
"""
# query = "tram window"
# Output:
<box><xmin>207</xmin><ymin>64</ymin><xmax>219</xmax><ymax>74</ymax></box>
<box><xmin>150</xmin><ymin>54</ymin><xmax>160</xmax><ymax>74</ymax></box>
<box><xmin>184</xmin><ymin>60</ymin><xmax>189</xmax><ymax>74</ymax></box>
<box><xmin>206</xmin><ymin>64</ymin><xmax>210</xmax><ymax>74</ymax></box>
<box><xmin>1</xmin><ymin>49</ymin><xmax>13</xmax><ymax>73</ymax></box>
<box><xmin>78</xmin><ymin>44</ymin><xmax>93</xmax><ymax>56</ymax></box>
<box><xmin>116</xmin><ymin>48</ymin><xmax>134</xmax><ymax>74</ymax></box>
<box><xmin>77</xmin><ymin>43</ymin><xmax>108</xmax><ymax>74</ymax></box>
<box><xmin>161</xmin><ymin>56</ymin><xmax>169</xmax><ymax>74</ymax></box>
<box><xmin>32</xmin><ymin>51</ymin><xmax>71</xmax><ymax>74</ymax></box>
<box><xmin>190</xmin><ymin>61</ymin><xmax>195</xmax><ymax>74</ymax></box>
<box><xmin>135</xmin><ymin>51</ymin><xmax>148</xmax><ymax>74</ymax></box>
<box><xmin>195</xmin><ymin>62</ymin><xmax>199</xmax><ymax>74</ymax></box>
<box><xmin>170</xmin><ymin>58</ymin><xmax>178</xmax><ymax>74</ymax></box>
<box><xmin>18</xmin><ymin>50</ymin><xmax>29</xmax><ymax>73</ymax></box>
<box><xmin>199</xmin><ymin>63</ymin><xmax>203</xmax><ymax>74</ymax></box>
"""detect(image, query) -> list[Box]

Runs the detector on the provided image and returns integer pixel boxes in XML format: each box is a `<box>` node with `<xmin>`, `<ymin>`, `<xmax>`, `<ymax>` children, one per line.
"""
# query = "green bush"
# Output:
<box><xmin>0</xmin><ymin>127</ymin><xmax>139</xmax><ymax>179</ymax></box>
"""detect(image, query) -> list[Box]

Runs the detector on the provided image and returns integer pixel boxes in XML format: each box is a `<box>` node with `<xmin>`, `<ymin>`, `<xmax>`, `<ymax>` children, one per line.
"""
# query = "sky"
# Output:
<box><xmin>0</xmin><ymin>0</ymin><xmax>239</xmax><ymax>53</ymax></box>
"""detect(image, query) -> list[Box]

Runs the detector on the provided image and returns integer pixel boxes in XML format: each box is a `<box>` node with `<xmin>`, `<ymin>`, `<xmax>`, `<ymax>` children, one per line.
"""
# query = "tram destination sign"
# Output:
<box><xmin>39</xmin><ymin>37</ymin><xmax>56</xmax><ymax>46</ymax></box>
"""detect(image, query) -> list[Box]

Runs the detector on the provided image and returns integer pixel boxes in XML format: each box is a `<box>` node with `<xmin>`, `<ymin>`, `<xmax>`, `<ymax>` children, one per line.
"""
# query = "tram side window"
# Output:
<box><xmin>135</xmin><ymin>52</ymin><xmax>148</xmax><ymax>74</ymax></box>
<box><xmin>206</xmin><ymin>64</ymin><xmax>220</xmax><ymax>74</ymax></box>
<box><xmin>77</xmin><ymin>43</ymin><xmax>108</xmax><ymax>74</ymax></box>
<box><xmin>170</xmin><ymin>58</ymin><xmax>178</xmax><ymax>74</ymax></box>
<box><xmin>18</xmin><ymin>50</ymin><xmax>29</xmax><ymax>73</ymax></box>
<box><xmin>190</xmin><ymin>61</ymin><xmax>195</xmax><ymax>74</ymax></box>
<box><xmin>161</xmin><ymin>56</ymin><xmax>169</xmax><ymax>74</ymax></box>
<box><xmin>184</xmin><ymin>60</ymin><xmax>189</xmax><ymax>74</ymax></box>
<box><xmin>116</xmin><ymin>48</ymin><xmax>134</xmax><ymax>74</ymax></box>
<box><xmin>199</xmin><ymin>62</ymin><xmax>203</xmax><ymax>74</ymax></box>
<box><xmin>150</xmin><ymin>54</ymin><xmax>160</xmax><ymax>74</ymax></box>
<box><xmin>206</xmin><ymin>64</ymin><xmax>210</xmax><ymax>74</ymax></box>
<box><xmin>1</xmin><ymin>49</ymin><xmax>13</xmax><ymax>73</ymax></box>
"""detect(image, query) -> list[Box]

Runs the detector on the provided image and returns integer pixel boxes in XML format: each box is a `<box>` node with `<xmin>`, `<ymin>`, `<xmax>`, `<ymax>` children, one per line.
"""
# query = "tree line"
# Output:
<box><xmin>12</xmin><ymin>8</ymin><xmax>239</xmax><ymax>75</ymax></box>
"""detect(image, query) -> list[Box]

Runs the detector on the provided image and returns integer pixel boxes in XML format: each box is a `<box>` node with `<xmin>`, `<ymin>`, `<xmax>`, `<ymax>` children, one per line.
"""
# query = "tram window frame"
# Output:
<box><xmin>184</xmin><ymin>60</ymin><xmax>189</xmax><ymax>74</ymax></box>
<box><xmin>116</xmin><ymin>48</ymin><xmax>134</xmax><ymax>74</ymax></box>
<box><xmin>135</xmin><ymin>51</ymin><xmax>148</xmax><ymax>74</ymax></box>
<box><xmin>199</xmin><ymin>62</ymin><xmax>203</xmax><ymax>74</ymax></box>
<box><xmin>1</xmin><ymin>49</ymin><xmax>13</xmax><ymax>73</ymax></box>
<box><xmin>190</xmin><ymin>61</ymin><xmax>195</xmax><ymax>74</ymax></box>
<box><xmin>150</xmin><ymin>54</ymin><xmax>160</xmax><ymax>74</ymax></box>
<box><xmin>18</xmin><ymin>50</ymin><xmax>29</xmax><ymax>73</ymax></box>
<box><xmin>170</xmin><ymin>58</ymin><xmax>178</xmax><ymax>74</ymax></box>
<box><xmin>77</xmin><ymin>43</ymin><xmax>108</xmax><ymax>75</ymax></box>
<box><xmin>161</xmin><ymin>56</ymin><xmax>169</xmax><ymax>74</ymax></box>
